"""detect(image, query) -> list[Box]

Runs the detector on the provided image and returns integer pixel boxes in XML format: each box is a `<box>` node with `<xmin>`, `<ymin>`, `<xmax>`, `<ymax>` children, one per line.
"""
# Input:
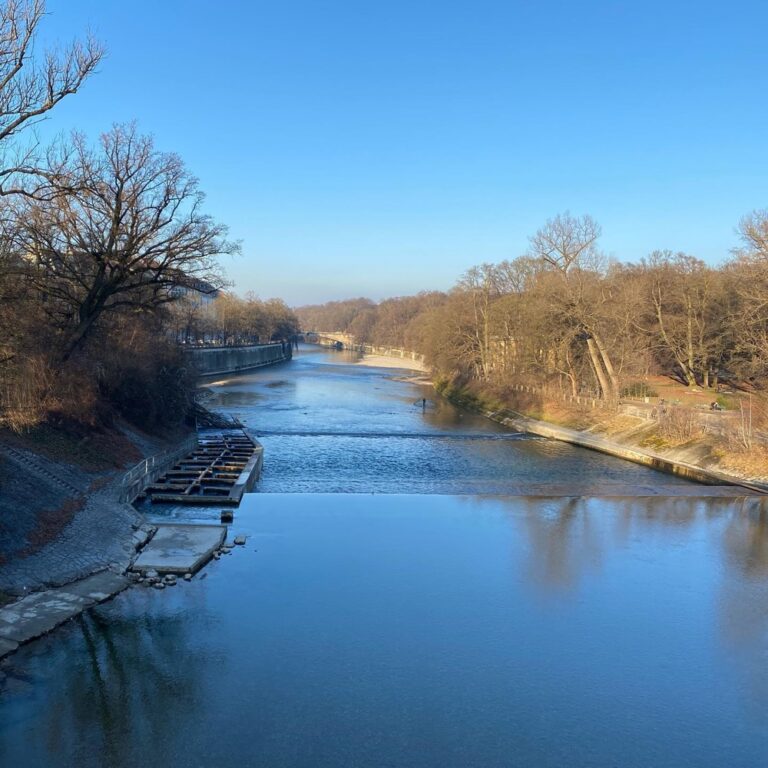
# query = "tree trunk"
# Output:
<box><xmin>592</xmin><ymin>332</ymin><xmax>619</xmax><ymax>398</ymax></box>
<box><xmin>61</xmin><ymin>312</ymin><xmax>100</xmax><ymax>362</ymax></box>
<box><xmin>685</xmin><ymin>295</ymin><xmax>697</xmax><ymax>385</ymax></box>
<box><xmin>586</xmin><ymin>336</ymin><xmax>611</xmax><ymax>399</ymax></box>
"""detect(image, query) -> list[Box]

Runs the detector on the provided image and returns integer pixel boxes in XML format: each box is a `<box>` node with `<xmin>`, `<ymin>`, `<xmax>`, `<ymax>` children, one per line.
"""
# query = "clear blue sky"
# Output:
<box><xmin>41</xmin><ymin>0</ymin><xmax>768</xmax><ymax>305</ymax></box>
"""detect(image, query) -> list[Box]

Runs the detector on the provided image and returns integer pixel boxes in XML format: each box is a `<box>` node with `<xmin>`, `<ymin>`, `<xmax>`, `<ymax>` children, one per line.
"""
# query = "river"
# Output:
<box><xmin>1</xmin><ymin>347</ymin><xmax>767</xmax><ymax>767</ymax></box>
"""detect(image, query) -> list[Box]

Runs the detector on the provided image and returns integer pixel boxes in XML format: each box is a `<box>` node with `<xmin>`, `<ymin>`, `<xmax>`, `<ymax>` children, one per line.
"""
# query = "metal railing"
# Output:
<box><xmin>119</xmin><ymin>433</ymin><xmax>199</xmax><ymax>503</ymax></box>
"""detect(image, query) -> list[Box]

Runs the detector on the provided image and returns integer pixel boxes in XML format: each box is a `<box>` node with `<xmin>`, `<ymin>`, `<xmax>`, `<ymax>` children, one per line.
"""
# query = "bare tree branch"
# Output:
<box><xmin>12</xmin><ymin>123</ymin><xmax>239</xmax><ymax>361</ymax></box>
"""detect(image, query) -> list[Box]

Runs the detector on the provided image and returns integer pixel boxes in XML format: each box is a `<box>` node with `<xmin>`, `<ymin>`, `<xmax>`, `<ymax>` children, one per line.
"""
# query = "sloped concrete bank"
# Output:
<box><xmin>0</xmin><ymin>510</ymin><xmax>155</xmax><ymax>660</ymax></box>
<box><xmin>0</xmin><ymin>424</ymin><xmax>262</xmax><ymax>660</ymax></box>
<box><xmin>482</xmin><ymin>408</ymin><xmax>768</xmax><ymax>495</ymax></box>
<box><xmin>0</xmin><ymin>431</ymin><xmax>195</xmax><ymax>660</ymax></box>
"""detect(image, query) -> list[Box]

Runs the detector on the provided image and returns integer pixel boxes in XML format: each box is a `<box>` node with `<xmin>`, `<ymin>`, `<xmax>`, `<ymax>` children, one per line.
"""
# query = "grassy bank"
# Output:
<box><xmin>434</xmin><ymin>378</ymin><xmax>768</xmax><ymax>487</ymax></box>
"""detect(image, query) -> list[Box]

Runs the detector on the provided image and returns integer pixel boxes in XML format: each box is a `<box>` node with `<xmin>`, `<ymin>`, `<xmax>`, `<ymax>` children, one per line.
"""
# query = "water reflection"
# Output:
<box><xmin>498</xmin><ymin>497</ymin><xmax>768</xmax><ymax>593</ymax></box>
<box><xmin>723</xmin><ymin>498</ymin><xmax>768</xmax><ymax>578</ymax></box>
<box><xmin>2</xmin><ymin>495</ymin><xmax>768</xmax><ymax>767</ymax></box>
<box><xmin>3</xmin><ymin>348</ymin><xmax>767</xmax><ymax>766</ymax></box>
<box><xmin>1</xmin><ymin>590</ymin><xmax>216</xmax><ymax>768</ymax></box>
<box><xmin>718</xmin><ymin>499</ymin><xmax>768</xmax><ymax>714</ymax></box>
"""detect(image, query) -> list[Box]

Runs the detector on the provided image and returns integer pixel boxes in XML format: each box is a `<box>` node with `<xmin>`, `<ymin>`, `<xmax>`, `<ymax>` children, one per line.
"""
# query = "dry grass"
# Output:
<box><xmin>17</xmin><ymin>496</ymin><xmax>85</xmax><ymax>558</ymax></box>
<box><xmin>2</xmin><ymin>423</ymin><xmax>142</xmax><ymax>471</ymax></box>
<box><xmin>712</xmin><ymin>445</ymin><xmax>768</xmax><ymax>480</ymax></box>
<box><xmin>593</xmin><ymin>415</ymin><xmax>647</xmax><ymax>435</ymax></box>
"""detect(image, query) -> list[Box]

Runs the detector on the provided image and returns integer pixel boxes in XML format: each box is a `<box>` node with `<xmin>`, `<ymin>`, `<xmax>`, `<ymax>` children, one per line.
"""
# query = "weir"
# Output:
<box><xmin>145</xmin><ymin>431</ymin><xmax>263</xmax><ymax>505</ymax></box>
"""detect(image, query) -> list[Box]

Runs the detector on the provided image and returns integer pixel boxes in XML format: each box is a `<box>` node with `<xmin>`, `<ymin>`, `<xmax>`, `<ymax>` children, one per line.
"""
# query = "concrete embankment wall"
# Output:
<box><xmin>359</xmin><ymin>344</ymin><xmax>426</xmax><ymax>365</ymax></box>
<box><xmin>482</xmin><ymin>408</ymin><xmax>768</xmax><ymax>494</ymax></box>
<box><xmin>189</xmin><ymin>343</ymin><xmax>292</xmax><ymax>377</ymax></box>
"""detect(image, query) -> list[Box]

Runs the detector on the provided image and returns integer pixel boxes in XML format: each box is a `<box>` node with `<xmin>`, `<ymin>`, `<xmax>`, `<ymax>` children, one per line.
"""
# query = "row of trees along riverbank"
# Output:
<box><xmin>0</xmin><ymin>2</ymin><xmax>298</xmax><ymax>435</ymax></box>
<box><xmin>296</xmin><ymin>212</ymin><xmax>768</xmax><ymax>477</ymax></box>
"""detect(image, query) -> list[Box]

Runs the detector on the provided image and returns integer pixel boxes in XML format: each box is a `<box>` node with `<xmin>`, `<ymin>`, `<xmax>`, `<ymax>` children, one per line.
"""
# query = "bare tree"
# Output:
<box><xmin>529</xmin><ymin>212</ymin><xmax>602</xmax><ymax>274</ymax></box>
<box><xmin>0</xmin><ymin>0</ymin><xmax>103</xmax><ymax>193</ymax></box>
<box><xmin>457</xmin><ymin>264</ymin><xmax>503</xmax><ymax>380</ymax></box>
<box><xmin>738</xmin><ymin>209</ymin><xmax>768</xmax><ymax>264</ymax></box>
<box><xmin>528</xmin><ymin>213</ymin><xmax>620</xmax><ymax>399</ymax></box>
<box><xmin>12</xmin><ymin>123</ymin><xmax>238</xmax><ymax>361</ymax></box>
<box><xmin>635</xmin><ymin>250</ymin><xmax>724</xmax><ymax>387</ymax></box>
<box><xmin>725</xmin><ymin>210</ymin><xmax>768</xmax><ymax>381</ymax></box>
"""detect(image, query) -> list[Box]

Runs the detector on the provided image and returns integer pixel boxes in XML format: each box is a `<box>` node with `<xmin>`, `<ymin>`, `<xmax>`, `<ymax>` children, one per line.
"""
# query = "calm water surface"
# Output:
<box><xmin>1</xmin><ymin>348</ymin><xmax>767</xmax><ymax>767</ymax></box>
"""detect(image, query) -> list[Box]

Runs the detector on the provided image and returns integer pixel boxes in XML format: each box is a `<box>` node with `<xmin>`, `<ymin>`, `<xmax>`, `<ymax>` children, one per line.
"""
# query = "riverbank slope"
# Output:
<box><xmin>436</xmin><ymin>380</ymin><xmax>768</xmax><ymax>491</ymax></box>
<box><xmin>0</xmin><ymin>423</ymin><xmax>190</xmax><ymax>598</ymax></box>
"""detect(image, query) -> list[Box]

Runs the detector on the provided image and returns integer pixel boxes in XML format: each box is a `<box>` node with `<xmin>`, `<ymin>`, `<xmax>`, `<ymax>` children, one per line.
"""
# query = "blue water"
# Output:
<box><xmin>2</xmin><ymin>494</ymin><xmax>767</xmax><ymax>767</ymax></box>
<box><xmin>204</xmin><ymin>347</ymin><xmax>694</xmax><ymax>495</ymax></box>
<box><xmin>1</xmin><ymin>348</ymin><xmax>766</xmax><ymax>767</ymax></box>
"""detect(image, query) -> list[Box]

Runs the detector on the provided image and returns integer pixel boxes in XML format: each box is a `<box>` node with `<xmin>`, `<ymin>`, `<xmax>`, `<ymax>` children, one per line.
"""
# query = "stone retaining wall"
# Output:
<box><xmin>189</xmin><ymin>342</ymin><xmax>292</xmax><ymax>376</ymax></box>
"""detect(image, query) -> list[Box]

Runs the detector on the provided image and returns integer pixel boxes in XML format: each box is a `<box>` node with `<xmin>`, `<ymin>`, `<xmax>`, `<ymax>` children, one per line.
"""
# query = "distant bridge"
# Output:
<box><xmin>303</xmin><ymin>332</ymin><xmax>427</xmax><ymax>366</ymax></box>
<box><xmin>304</xmin><ymin>332</ymin><xmax>354</xmax><ymax>350</ymax></box>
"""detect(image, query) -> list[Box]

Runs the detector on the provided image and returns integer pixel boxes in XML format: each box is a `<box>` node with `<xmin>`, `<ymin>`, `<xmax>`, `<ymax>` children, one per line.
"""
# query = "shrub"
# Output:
<box><xmin>621</xmin><ymin>381</ymin><xmax>659</xmax><ymax>399</ymax></box>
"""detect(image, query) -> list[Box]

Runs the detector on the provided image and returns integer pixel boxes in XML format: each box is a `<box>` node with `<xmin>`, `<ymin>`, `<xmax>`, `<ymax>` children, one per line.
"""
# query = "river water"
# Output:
<box><xmin>1</xmin><ymin>348</ymin><xmax>767</xmax><ymax>767</ymax></box>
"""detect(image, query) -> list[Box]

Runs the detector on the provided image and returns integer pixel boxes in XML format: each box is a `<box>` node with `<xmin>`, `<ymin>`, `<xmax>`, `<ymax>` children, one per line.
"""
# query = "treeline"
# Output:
<box><xmin>297</xmin><ymin>211</ymin><xmax>768</xmax><ymax>400</ymax></box>
<box><xmin>171</xmin><ymin>293</ymin><xmax>298</xmax><ymax>347</ymax></box>
<box><xmin>0</xmin><ymin>3</ymin><xmax>294</xmax><ymax>433</ymax></box>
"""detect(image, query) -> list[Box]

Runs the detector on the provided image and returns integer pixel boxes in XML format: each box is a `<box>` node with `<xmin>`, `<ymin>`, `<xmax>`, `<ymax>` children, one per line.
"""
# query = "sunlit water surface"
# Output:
<box><xmin>204</xmin><ymin>347</ymin><xmax>693</xmax><ymax>497</ymax></box>
<box><xmin>1</xmin><ymin>349</ymin><xmax>767</xmax><ymax>767</ymax></box>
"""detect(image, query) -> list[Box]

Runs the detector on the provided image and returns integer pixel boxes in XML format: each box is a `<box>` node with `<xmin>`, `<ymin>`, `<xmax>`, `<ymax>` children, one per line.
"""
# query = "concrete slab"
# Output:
<box><xmin>64</xmin><ymin>571</ymin><xmax>130</xmax><ymax>602</ymax></box>
<box><xmin>132</xmin><ymin>524</ymin><xmax>226</xmax><ymax>574</ymax></box>
<box><xmin>0</xmin><ymin>637</ymin><xmax>18</xmax><ymax>655</ymax></box>
<box><xmin>0</xmin><ymin>570</ymin><xmax>130</xmax><ymax>657</ymax></box>
<box><xmin>0</xmin><ymin>590</ymin><xmax>92</xmax><ymax>644</ymax></box>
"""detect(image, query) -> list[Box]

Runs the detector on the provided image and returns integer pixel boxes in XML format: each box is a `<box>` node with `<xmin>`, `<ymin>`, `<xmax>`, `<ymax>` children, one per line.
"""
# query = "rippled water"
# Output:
<box><xmin>1</xmin><ymin>348</ymin><xmax>767</xmax><ymax>767</ymax></box>
<box><xmin>206</xmin><ymin>347</ymin><xmax>693</xmax><ymax>496</ymax></box>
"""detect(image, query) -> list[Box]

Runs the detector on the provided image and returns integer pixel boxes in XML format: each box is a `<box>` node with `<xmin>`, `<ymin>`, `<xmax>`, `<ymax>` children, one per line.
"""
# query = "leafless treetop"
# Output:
<box><xmin>0</xmin><ymin>0</ymin><xmax>104</xmax><ymax>193</ymax></box>
<box><xmin>529</xmin><ymin>212</ymin><xmax>602</xmax><ymax>274</ymax></box>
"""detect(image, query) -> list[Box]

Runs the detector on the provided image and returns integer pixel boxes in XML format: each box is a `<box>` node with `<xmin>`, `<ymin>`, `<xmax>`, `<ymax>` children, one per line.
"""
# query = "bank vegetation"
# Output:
<box><xmin>0</xmin><ymin>2</ymin><xmax>298</xmax><ymax>436</ymax></box>
<box><xmin>297</xmin><ymin>212</ymin><xmax>768</xmax><ymax>478</ymax></box>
